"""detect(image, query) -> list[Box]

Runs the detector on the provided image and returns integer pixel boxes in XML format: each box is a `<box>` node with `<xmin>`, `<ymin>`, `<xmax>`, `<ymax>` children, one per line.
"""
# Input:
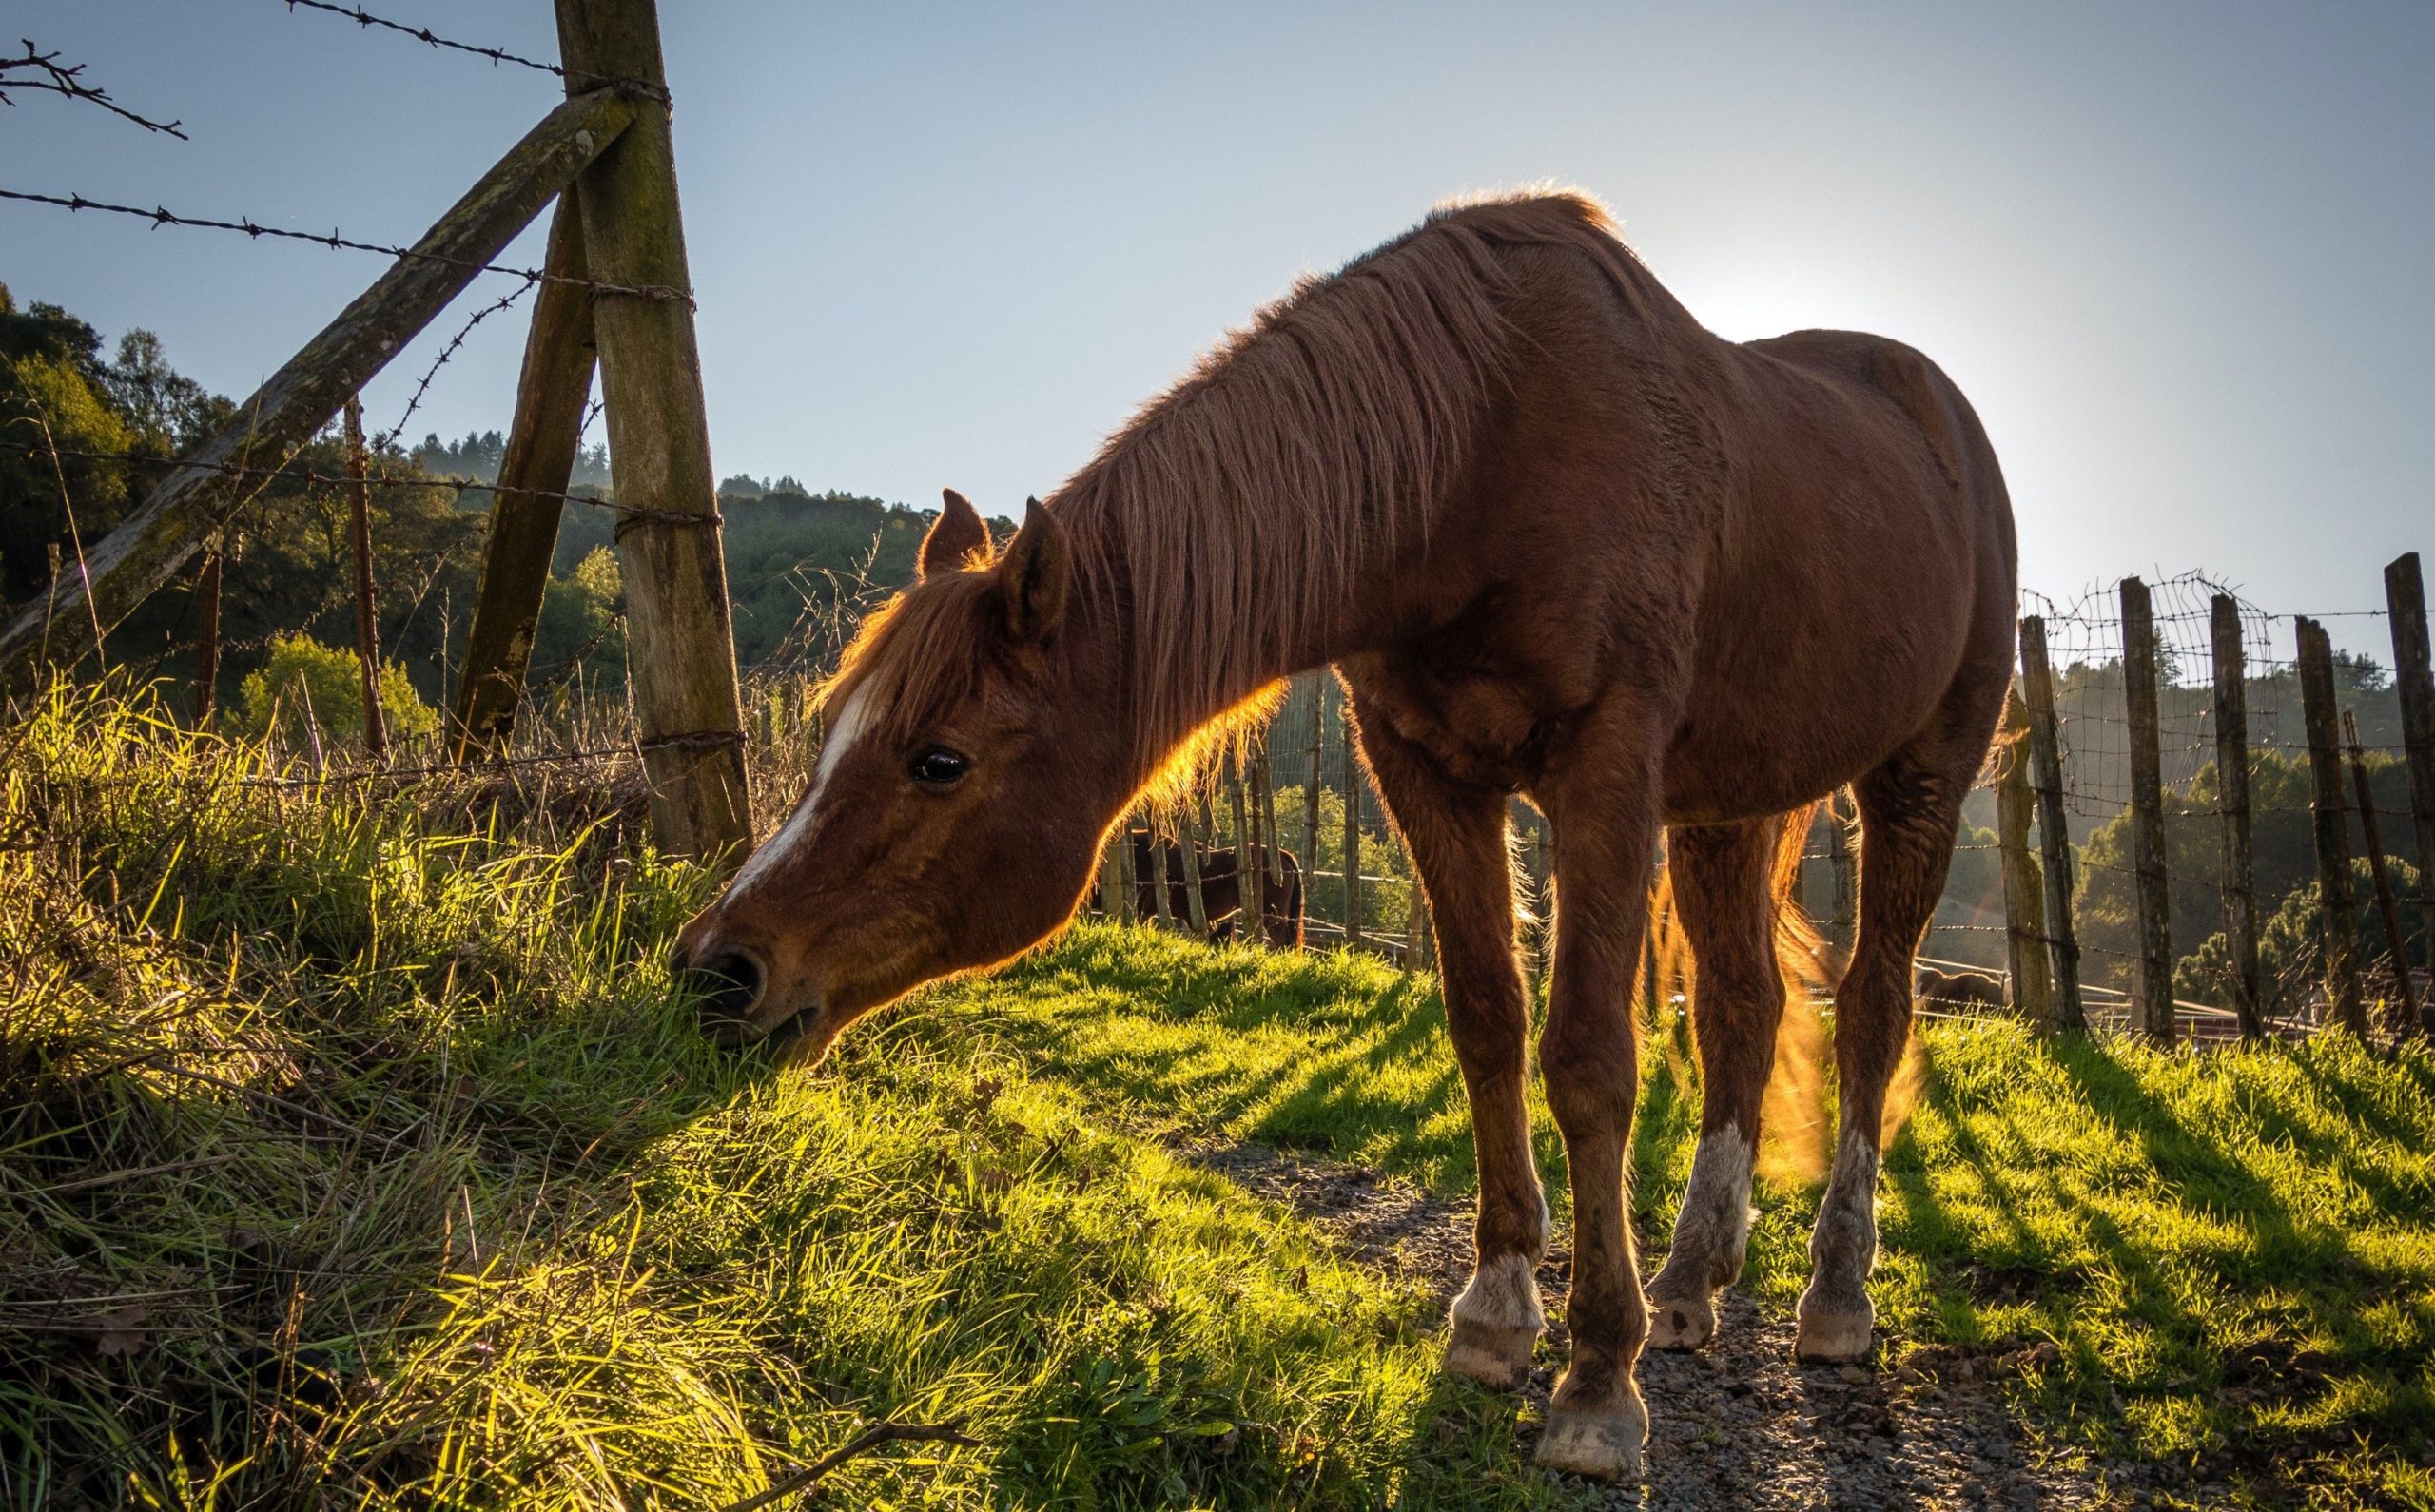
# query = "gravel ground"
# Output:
<box><xmin>1186</xmin><ymin>1141</ymin><xmax>2139</xmax><ymax>1510</ymax></box>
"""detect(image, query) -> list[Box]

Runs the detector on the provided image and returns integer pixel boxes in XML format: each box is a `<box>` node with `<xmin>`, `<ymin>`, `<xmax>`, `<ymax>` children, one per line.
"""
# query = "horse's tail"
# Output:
<box><xmin>1761</xmin><ymin>801</ymin><xmax>1837</xmax><ymax>1187</ymax></box>
<box><xmin>1643</xmin><ymin>802</ymin><xmax>1839</xmax><ymax>1186</ymax></box>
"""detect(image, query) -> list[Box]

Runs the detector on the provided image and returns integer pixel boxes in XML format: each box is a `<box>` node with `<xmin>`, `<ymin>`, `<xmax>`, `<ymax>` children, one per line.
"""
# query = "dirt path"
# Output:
<box><xmin>1185</xmin><ymin>1142</ymin><xmax>2127</xmax><ymax>1510</ymax></box>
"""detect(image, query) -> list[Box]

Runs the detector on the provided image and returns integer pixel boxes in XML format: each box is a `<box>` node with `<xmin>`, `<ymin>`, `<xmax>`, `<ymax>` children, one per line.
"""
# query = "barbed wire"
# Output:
<box><xmin>0</xmin><ymin>187</ymin><xmax>692</xmax><ymax>306</ymax></box>
<box><xmin>278</xmin><ymin>1</ymin><xmax>670</xmax><ymax>106</ymax></box>
<box><xmin>0</xmin><ymin>39</ymin><xmax>186</xmax><ymax>139</ymax></box>
<box><xmin>374</xmin><ymin>275</ymin><xmax>539</xmax><ymax>450</ymax></box>
<box><xmin>0</xmin><ymin>438</ymin><xmax>712</xmax><ymax>530</ymax></box>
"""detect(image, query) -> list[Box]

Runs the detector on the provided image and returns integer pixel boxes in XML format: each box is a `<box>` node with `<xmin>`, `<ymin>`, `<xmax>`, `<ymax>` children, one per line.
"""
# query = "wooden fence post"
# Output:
<box><xmin>192</xmin><ymin>541</ymin><xmax>221</xmax><ymax>727</ymax></box>
<box><xmin>1827</xmin><ymin>787</ymin><xmax>1857</xmax><ymax>967</ymax></box>
<box><xmin>1181</xmin><ymin>790</ymin><xmax>1214</xmax><ymax>937</ymax></box>
<box><xmin>2210</xmin><ymin>594</ymin><xmax>2264</xmax><ymax>1037</ymax></box>
<box><xmin>554</xmin><ymin>0</ymin><xmax>750</xmax><ymax>862</ymax></box>
<box><xmin>1997</xmin><ymin>687</ymin><xmax>2054</xmax><ymax>1022</ymax></box>
<box><xmin>1246</xmin><ymin>741</ymin><xmax>1270</xmax><ymax>942</ymax></box>
<box><xmin>0</xmin><ymin>90</ymin><xmax>636</xmax><ymax>686</ymax></box>
<box><xmin>1407</xmin><ymin>877</ymin><xmax>1434</xmax><ymax>972</ymax></box>
<box><xmin>452</xmin><ymin>198</ymin><xmax>600</xmax><ymax>756</ymax></box>
<box><xmin>1228</xmin><ymin>758</ymin><xmax>1260</xmax><ymax>943</ymax></box>
<box><xmin>1116</xmin><ymin>817</ymin><xmax>1138</xmax><ymax>925</ymax></box>
<box><xmin>1148</xmin><ymin>818</ymin><xmax>1177</xmax><ymax>931</ymax></box>
<box><xmin>341</xmin><ymin>397</ymin><xmax>389</xmax><ymax>758</ymax></box>
<box><xmin>1302</xmin><ymin>676</ymin><xmax>1324</xmax><ymax>912</ymax></box>
<box><xmin>1341</xmin><ymin>710</ymin><xmax>1364</xmax><ymax>949</ymax></box>
<box><xmin>2119</xmin><ymin>577</ymin><xmax>2175</xmax><ymax>1043</ymax></box>
<box><xmin>1098</xmin><ymin>813</ymin><xmax>1126</xmax><ymax>921</ymax></box>
<box><xmin>2386</xmin><ymin>552</ymin><xmax>2435</xmax><ymax>997</ymax></box>
<box><xmin>2017</xmin><ymin>615</ymin><xmax>2086</xmax><ymax>1030</ymax></box>
<box><xmin>2346</xmin><ymin>708</ymin><xmax>2421</xmax><ymax>1036</ymax></box>
<box><xmin>2296</xmin><ymin>616</ymin><xmax>2367</xmax><ymax>1035</ymax></box>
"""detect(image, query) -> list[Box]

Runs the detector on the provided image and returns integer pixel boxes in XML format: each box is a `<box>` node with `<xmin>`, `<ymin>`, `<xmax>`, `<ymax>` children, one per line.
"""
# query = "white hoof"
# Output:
<box><xmin>1444</xmin><ymin>1319</ymin><xmax>1537</xmax><ymax>1389</ymax></box>
<box><xmin>1645</xmin><ymin>1290</ymin><xmax>1717</xmax><ymax>1351</ymax></box>
<box><xmin>1794</xmin><ymin>1288</ymin><xmax>1875</xmax><ymax>1362</ymax></box>
<box><xmin>1534</xmin><ymin>1400</ymin><xmax>1648</xmax><ymax>1482</ymax></box>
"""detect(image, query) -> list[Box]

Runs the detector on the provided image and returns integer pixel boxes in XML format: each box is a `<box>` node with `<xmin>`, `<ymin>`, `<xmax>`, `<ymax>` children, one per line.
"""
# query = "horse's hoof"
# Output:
<box><xmin>1445</xmin><ymin>1253</ymin><xmax>1542</xmax><ymax>1388</ymax></box>
<box><xmin>1534</xmin><ymin>1399</ymin><xmax>1647</xmax><ymax>1483</ymax></box>
<box><xmin>1644</xmin><ymin>1290</ymin><xmax>1716</xmax><ymax>1351</ymax></box>
<box><xmin>1444</xmin><ymin>1319</ymin><xmax>1537</xmax><ymax>1389</ymax></box>
<box><xmin>1794</xmin><ymin>1289</ymin><xmax>1875</xmax><ymax>1362</ymax></box>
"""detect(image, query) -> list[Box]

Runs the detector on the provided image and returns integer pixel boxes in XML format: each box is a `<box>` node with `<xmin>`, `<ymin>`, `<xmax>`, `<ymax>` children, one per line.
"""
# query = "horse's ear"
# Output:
<box><xmin>997</xmin><ymin>496</ymin><xmax>1069</xmax><ymax>643</ymax></box>
<box><xmin>921</xmin><ymin>488</ymin><xmax>990</xmax><ymax>579</ymax></box>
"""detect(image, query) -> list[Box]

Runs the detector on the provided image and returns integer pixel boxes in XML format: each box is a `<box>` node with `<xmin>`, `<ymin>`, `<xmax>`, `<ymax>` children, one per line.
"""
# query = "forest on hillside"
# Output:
<box><xmin>2</xmin><ymin>283</ymin><xmax>972</xmax><ymax>716</ymax></box>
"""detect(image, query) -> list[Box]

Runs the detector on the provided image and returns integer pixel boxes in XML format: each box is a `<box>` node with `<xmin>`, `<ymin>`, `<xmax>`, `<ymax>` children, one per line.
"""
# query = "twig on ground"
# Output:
<box><xmin>715</xmin><ymin>1418</ymin><xmax>982</xmax><ymax>1512</ymax></box>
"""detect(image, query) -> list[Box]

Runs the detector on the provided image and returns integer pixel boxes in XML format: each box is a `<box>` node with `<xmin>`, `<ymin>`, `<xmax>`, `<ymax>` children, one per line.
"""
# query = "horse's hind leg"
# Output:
<box><xmin>1645</xmin><ymin>815</ymin><xmax>1786</xmax><ymax>1350</ymax></box>
<box><xmin>1350</xmin><ymin>701</ymin><xmax>1549</xmax><ymax>1389</ymax></box>
<box><xmin>1795</xmin><ymin>731</ymin><xmax>1983</xmax><ymax>1362</ymax></box>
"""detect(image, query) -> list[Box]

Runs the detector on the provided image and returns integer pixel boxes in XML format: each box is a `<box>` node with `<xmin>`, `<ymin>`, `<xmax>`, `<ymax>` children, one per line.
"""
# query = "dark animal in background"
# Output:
<box><xmin>1129</xmin><ymin>835</ymin><xmax>1305</xmax><ymax>948</ymax></box>
<box><xmin>1915</xmin><ymin>964</ymin><xmax>2007</xmax><ymax>1013</ymax></box>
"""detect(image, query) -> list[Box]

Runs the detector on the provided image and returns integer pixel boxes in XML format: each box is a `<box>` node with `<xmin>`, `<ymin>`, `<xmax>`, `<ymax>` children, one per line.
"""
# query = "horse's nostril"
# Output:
<box><xmin>684</xmin><ymin>950</ymin><xmax>763</xmax><ymax>1030</ymax></box>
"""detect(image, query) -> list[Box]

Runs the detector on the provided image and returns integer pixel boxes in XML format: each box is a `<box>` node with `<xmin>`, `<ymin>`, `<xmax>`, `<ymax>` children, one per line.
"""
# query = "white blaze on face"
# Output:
<box><xmin>728</xmin><ymin>684</ymin><xmax>877</xmax><ymax>898</ymax></box>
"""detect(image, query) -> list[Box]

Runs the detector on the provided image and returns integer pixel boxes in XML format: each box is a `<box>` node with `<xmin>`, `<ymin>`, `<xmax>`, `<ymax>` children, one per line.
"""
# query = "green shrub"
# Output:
<box><xmin>234</xmin><ymin>630</ymin><xmax>439</xmax><ymax>750</ymax></box>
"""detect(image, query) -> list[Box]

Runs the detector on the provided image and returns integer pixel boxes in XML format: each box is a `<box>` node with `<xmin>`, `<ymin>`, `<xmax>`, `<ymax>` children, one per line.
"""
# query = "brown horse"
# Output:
<box><xmin>1128</xmin><ymin>834</ymin><xmax>1306</xmax><ymax>948</ymax></box>
<box><xmin>675</xmin><ymin>190</ymin><xmax>2015</xmax><ymax>1483</ymax></box>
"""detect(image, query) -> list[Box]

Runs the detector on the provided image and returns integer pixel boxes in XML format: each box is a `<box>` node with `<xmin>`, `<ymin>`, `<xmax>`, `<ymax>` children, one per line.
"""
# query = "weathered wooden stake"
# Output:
<box><xmin>555</xmin><ymin>0</ymin><xmax>750</xmax><ymax>862</ymax></box>
<box><xmin>2386</xmin><ymin>552</ymin><xmax>2435</xmax><ymax>1006</ymax></box>
<box><xmin>2119</xmin><ymin>577</ymin><xmax>2175</xmax><ymax>1042</ymax></box>
<box><xmin>0</xmin><ymin>89</ymin><xmax>635</xmax><ymax>686</ymax></box>
<box><xmin>1097</xmin><ymin>814</ymin><xmax>1125</xmax><ymax>921</ymax></box>
<box><xmin>1406</xmin><ymin>875</ymin><xmax>1434</xmax><ymax>973</ymax></box>
<box><xmin>1147</xmin><ymin>818</ymin><xmax>1177</xmax><ymax>931</ymax></box>
<box><xmin>1341</xmin><ymin>710</ymin><xmax>1364</xmax><ymax>948</ymax></box>
<box><xmin>341</xmin><ymin>397</ymin><xmax>389</xmax><ymax>759</ymax></box>
<box><xmin>1115</xmin><ymin>816</ymin><xmax>1138</xmax><ymax>925</ymax></box>
<box><xmin>1245</xmin><ymin>741</ymin><xmax>1270</xmax><ymax>942</ymax></box>
<box><xmin>1997</xmin><ymin>687</ymin><xmax>2054</xmax><ymax>1022</ymax></box>
<box><xmin>2017</xmin><ymin>615</ymin><xmax>2086</xmax><ymax>1029</ymax></box>
<box><xmin>1227</xmin><ymin>760</ymin><xmax>1254</xmax><ymax>940</ymax></box>
<box><xmin>2210</xmin><ymin>594</ymin><xmax>2264</xmax><ymax>1037</ymax></box>
<box><xmin>1302</xmin><ymin>675</ymin><xmax>1324</xmax><ymax>914</ymax></box>
<box><xmin>452</xmin><ymin>197</ymin><xmax>600</xmax><ymax>756</ymax></box>
<box><xmin>2296</xmin><ymin>616</ymin><xmax>2367</xmax><ymax>1035</ymax></box>
<box><xmin>2346</xmin><ymin>707</ymin><xmax>2420</xmax><ymax>1037</ymax></box>
<box><xmin>192</xmin><ymin>542</ymin><xmax>221</xmax><ymax>727</ymax></box>
<box><xmin>1180</xmin><ymin>791</ymin><xmax>1213</xmax><ymax>938</ymax></box>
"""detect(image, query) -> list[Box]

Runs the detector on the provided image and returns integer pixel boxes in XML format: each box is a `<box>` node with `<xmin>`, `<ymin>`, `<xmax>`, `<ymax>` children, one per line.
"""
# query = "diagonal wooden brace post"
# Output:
<box><xmin>451</xmin><ymin>197</ymin><xmax>600</xmax><ymax>757</ymax></box>
<box><xmin>0</xmin><ymin>88</ymin><xmax>637</xmax><ymax>688</ymax></box>
<box><xmin>555</xmin><ymin>0</ymin><xmax>751</xmax><ymax>862</ymax></box>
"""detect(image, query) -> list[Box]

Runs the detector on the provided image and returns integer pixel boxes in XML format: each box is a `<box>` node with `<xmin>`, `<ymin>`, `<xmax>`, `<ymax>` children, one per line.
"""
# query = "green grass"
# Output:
<box><xmin>5</xmin><ymin>684</ymin><xmax>2431</xmax><ymax>1508</ymax></box>
<box><xmin>945</xmin><ymin>925</ymin><xmax>2435</xmax><ymax>1508</ymax></box>
<box><xmin>0</xmin><ymin>687</ymin><xmax>1582</xmax><ymax>1510</ymax></box>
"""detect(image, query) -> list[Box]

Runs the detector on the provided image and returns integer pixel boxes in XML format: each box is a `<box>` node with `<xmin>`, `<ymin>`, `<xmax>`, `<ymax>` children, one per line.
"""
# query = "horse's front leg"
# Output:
<box><xmin>1532</xmin><ymin>748</ymin><xmax>1663</xmax><ymax>1483</ymax></box>
<box><xmin>1350</xmin><ymin>703</ymin><xmax>1548</xmax><ymax>1389</ymax></box>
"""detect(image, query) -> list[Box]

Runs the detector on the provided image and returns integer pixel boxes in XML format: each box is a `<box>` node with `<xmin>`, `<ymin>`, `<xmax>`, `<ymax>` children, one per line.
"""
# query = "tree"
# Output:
<box><xmin>235</xmin><ymin>632</ymin><xmax>439</xmax><ymax>752</ymax></box>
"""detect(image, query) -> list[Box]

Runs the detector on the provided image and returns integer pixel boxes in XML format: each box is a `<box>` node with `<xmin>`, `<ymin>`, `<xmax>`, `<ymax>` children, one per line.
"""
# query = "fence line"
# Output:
<box><xmin>6</xmin><ymin>14</ymin><xmax>2427</xmax><ymax>1042</ymax></box>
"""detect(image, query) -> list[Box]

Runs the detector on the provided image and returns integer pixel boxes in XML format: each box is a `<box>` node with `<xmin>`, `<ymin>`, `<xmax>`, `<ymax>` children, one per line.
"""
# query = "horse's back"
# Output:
<box><xmin>1646</xmin><ymin>327</ymin><xmax>2017</xmax><ymax>820</ymax></box>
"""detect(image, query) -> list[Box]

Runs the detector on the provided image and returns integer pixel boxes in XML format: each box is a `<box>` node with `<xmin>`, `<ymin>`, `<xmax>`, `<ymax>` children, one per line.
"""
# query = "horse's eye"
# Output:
<box><xmin>907</xmin><ymin>746</ymin><xmax>970</xmax><ymax>786</ymax></box>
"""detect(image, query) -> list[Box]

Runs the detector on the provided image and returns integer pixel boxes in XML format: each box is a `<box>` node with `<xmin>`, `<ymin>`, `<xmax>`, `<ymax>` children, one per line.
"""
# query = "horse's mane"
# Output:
<box><xmin>822</xmin><ymin>189</ymin><xmax>1648</xmax><ymax>771</ymax></box>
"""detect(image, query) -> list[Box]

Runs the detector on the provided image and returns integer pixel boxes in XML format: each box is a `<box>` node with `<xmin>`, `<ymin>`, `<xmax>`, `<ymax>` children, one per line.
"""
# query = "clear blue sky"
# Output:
<box><xmin>10</xmin><ymin>3</ymin><xmax>2431</xmax><ymax>655</ymax></box>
